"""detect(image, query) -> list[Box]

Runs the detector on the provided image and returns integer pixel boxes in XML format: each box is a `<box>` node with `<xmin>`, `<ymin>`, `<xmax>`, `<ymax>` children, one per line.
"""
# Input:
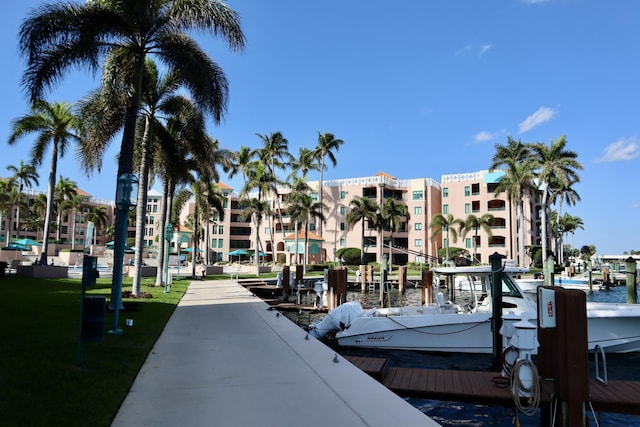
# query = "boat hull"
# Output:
<box><xmin>336</xmin><ymin>304</ymin><xmax>640</xmax><ymax>354</ymax></box>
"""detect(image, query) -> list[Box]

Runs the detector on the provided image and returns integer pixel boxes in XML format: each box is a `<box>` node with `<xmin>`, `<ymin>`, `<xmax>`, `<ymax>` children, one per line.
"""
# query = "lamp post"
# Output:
<box><xmin>108</xmin><ymin>173</ymin><xmax>138</xmax><ymax>335</ymax></box>
<box><xmin>164</xmin><ymin>223</ymin><xmax>174</xmax><ymax>293</ymax></box>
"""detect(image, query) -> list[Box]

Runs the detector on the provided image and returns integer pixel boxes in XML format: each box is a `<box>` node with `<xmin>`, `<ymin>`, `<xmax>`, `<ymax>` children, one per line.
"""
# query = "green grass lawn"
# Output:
<box><xmin>0</xmin><ymin>274</ymin><xmax>189</xmax><ymax>427</ymax></box>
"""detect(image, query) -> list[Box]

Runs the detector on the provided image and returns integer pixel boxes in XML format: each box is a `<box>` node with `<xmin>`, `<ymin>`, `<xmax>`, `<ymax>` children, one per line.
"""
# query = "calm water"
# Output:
<box><xmin>286</xmin><ymin>284</ymin><xmax>640</xmax><ymax>426</ymax></box>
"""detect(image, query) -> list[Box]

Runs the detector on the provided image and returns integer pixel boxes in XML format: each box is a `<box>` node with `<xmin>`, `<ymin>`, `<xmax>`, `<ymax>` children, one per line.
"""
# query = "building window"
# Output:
<box><xmin>414</xmin><ymin>223</ymin><xmax>422</xmax><ymax>231</ymax></box>
<box><xmin>464</xmin><ymin>186</ymin><xmax>470</xmax><ymax>197</ymax></box>
<box><xmin>211</xmin><ymin>239</ymin><xmax>217</xmax><ymax>248</ymax></box>
<box><xmin>465</xmin><ymin>238</ymin><xmax>471</xmax><ymax>249</ymax></box>
<box><xmin>218</xmin><ymin>239</ymin><xmax>223</xmax><ymax>248</ymax></box>
<box><xmin>414</xmin><ymin>206</ymin><xmax>422</xmax><ymax>215</ymax></box>
<box><xmin>218</xmin><ymin>225</ymin><xmax>224</xmax><ymax>234</ymax></box>
<box><xmin>415</xmin><ymin>239</ymin><xmax>422</xmax><ymax>247</ymax></box>
<box><xmin>443</xmin><ymin>204</ymin><xmax>449</xmax><ymax>214</ymax></box>
<box><xmin>465</xmin><ymin>203</ymin><xmax>470</xmax><ymax>214</ymax></box>
<box><xmin>412</xmin><ymin>190</ymin><xmax>424</xmax><ymax>200</ymax></box>
<box><xmin>311</xmin><ymin>192</ymin><xmax>318</xmax><ymax>201</ymax></box>
<box><xmin>340</xmin><ymin>190</ymin><xmax>346</xmax><ymax>200</ymax></box>
<box><xmin>340</xmin><ymin>206</ymin><xmax>346</xmax><ymax>215</ymax></box>
<box><xmin>339</xmin><ymin>237</ymin><xmax>346</xmax><ymax>247</ymax></box>
<box><xmin>443</xmin><ymin>188</ymin><xmax>448</xmax><ymax>198</ymax></box>
<box><xmin>264</xmin><ymin>227</ymin><xmax>270</xmax><ymax>235</ymax></box>
<box><xmin>309</xmin><ymin>223</ymin><xmax>316</xmax><ymax>231</ymax></box>
<box><xmin>149</xmin><ymin>216</ymin><xmax>154</xmax><ymax>224</ymax></box>
<box><xmin>444</xmin><ymin>237</ymin><xmax>448</xmax><ymax>248</ymax></box>
<box><xmin>340</xmin><ymin>222</ymin><xmax>345</xmax><ymax>231</ymax></box>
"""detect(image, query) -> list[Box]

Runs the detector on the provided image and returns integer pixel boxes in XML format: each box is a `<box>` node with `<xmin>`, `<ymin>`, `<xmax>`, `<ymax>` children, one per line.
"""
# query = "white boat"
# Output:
<box><xmin>517</xmin><ymin>274</ymin><xmax>593</xmax><ymax>293</ymax></box>
<box><xmin>309</xmin><ymin>265</ymin><xmax>640</xmax><ymax>354</ymax></box>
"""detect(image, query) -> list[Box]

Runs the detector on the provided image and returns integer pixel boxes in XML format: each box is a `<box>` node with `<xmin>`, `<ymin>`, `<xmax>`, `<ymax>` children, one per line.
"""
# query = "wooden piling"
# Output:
<box><xmin>398</xmin><ymin>265</ymin><xmax>406</xmax><ymax>294</ymax></box>
<box><xmin>625</xmin><ymin>256</ymin><xmax>637</xmax><ymax>304</ymax></box>
<box><xmin>282</xmin><ymin>265</ymin><xmax>290</xmax><ymax>301</ymax></box>
<box><xmin>421</xmin><ymin>269</ymin><xmax>433</xmax><ymax>306</ymax></box>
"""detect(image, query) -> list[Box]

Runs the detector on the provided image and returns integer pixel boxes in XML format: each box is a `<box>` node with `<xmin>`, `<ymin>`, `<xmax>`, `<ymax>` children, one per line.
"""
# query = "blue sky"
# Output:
<box><xmin>2</xmin><ymin>0</ymin><xmax>639</xmax><ymax>255</ymax></box>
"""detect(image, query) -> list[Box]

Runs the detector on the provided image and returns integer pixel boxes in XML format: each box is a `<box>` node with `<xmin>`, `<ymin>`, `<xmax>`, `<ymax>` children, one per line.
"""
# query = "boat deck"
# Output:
<box><xmin>347</xmin><ymin>356</ymin><xmax>640</xmax><ymax>415</ymax></box>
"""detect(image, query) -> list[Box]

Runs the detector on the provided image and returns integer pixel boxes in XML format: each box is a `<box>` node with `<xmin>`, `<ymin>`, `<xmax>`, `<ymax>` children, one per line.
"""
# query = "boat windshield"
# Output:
<box><xmin>500</xmin><ymin>274</ymin><xmax>524</xmax><ymax>298</ymax></box>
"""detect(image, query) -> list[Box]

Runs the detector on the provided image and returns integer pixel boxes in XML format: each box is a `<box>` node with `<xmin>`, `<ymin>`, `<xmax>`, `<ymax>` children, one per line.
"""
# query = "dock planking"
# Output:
<box><xmin>346</xmin><ymin>356</ymin><xmax>640</xmax><ymax>415</ymax></box>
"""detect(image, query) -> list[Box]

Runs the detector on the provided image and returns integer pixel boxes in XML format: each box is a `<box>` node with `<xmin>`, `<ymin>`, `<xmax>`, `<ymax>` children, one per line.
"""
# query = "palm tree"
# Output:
<box><xmin>345</xmin><ymin>197</ymin><xmax>379</xmax><ymax>265</ymax></box>
<box><xmin>64</xmin><ymin>194</ymin><xmax>87</xmax><ymax>250</ymax></box>
<box><xmin>429</xmin><ymin>213</ymin><xmax>464</xmax><ymax>262</ymax></box>
<box><xmin>313</xmin><ymin>132</ymin><xmax>344</xmax><ymax>239</ymax></box>
<box><xmin>20</xmin><ymin>0</ymin><xmax>245</xmax><ymax>301</ymax></box>
<box><xmin>549</xmin><ymin>175</ymin><xmax>581</xmax><ymax>264</ymax></box>
<box><xmin>8</xmin><ymin>101</ymin><xmax>81</xmax><ymax>264</ymax></box>
<box><xmin>229</xmin><ymin>146</ymin><xmax>259</xmax><ymax>189</ymax></box>
<box><xmin>530</xmin><ymin>136</ymin><xmax>583</xmax><ymax>268</ymax></box>
<box><xmin>54</xmin><ymin>177</ymin><xmax>77</xmax><ymax>242</ymax></box>
<box><xmin>489</xmin><ymin>137</ymin><xmax>536</xmax><ymax>267</ymax></box>
<box><xmin>256</xmin><ymin>131</ymin><xmax>292</xmax><ymax>261</ymax></box>
<box><xmin>287</xmin><ymin>192</ymin><xmax>326</xmax><ymax>273</ymax></box>
<box><xmin>380</xmin><ymin>197</ymin><xmax>410</xmax><ymax>271</ymax></box>
<box><xmin>85</xmin><ymin>205</ymin><xmax>109</xmax><ymax>245</ymax></box>
<box><xmin>0</xmin><ymin>178</ymin><xmax>14</xmax><ymax>242</ymax></box>
<box><xmin>461</xmin><ymin>213</ymin><xmax>494</xmax><ymax>264</ymax></box>
<box><xmin>240</xmin><ymin>197</ymin><xmax>270</xmax><ymax>276</ymax></box>
<box><xmin>6</xmin><ymin>161</ymin><xmax>39</xmax><ymax>241</ymax></box>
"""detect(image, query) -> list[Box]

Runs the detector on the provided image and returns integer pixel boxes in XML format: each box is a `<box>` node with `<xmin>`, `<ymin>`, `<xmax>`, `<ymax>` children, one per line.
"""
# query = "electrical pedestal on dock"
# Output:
<box><xmin>537</xmin><ymin>286</ymin><xmax>589</xmax><ymax>427</ymax></box>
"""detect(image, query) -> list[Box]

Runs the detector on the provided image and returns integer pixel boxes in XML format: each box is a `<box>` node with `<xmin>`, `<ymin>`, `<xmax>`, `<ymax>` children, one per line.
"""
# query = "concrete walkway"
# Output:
<box><xmin>111</xmin><ymin>279</ymin><xmax>439</xmax><ymax>426</ymax></box>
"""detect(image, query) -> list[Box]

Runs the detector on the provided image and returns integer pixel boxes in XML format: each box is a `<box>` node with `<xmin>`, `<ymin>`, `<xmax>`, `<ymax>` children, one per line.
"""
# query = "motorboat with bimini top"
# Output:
<box><xmin>309</xmin><ymin>265</ymin><xmax>640</xmax><ymax>354</ymax></box>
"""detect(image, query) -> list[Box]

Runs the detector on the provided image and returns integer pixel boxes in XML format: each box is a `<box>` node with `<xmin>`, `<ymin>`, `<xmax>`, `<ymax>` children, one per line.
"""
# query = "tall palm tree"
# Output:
<box><xmin>429</xmin><ymin>213</ymin><xmax>464</xmax><ymax>262</ymax></box>
<box><xmin>286</xmin><ymin>176</ymin><xmax>312</xmax><ymax>265</ymax></box>
<box><xmin>345</xmin><ymin>196</ymin><xmax>379</xmax><ymax>265</ymax></box>
<box><xmin>9</xmin><ymin>101</ymin><xmax>81</xmax><ymax>264</ymax></box>
<box><xmin>0</xmin><ymin>178</ymin><xmax>14</xmax><ymax>242</ymax></box>
<box><xmin>257</xmin><ymin>131</ymin><xmax>293</xmax><ymax>260</ymax></box>
<box><xmin>240</xmin><ymin>197</ymin><xmax>270</xmax><ymax>276</ymax></box>
<box><xmin>20</xmin><ymin>0</ymin><xmax>245</xmax><ymax>301</ymax></box>
<box><xmin>6</xmin><ymin>161</ymin><xmax>39</xmax><ymax>241</ymax></box>
<box><xmin>380</xmin><ymin>197</ymin><xmax>410</xmax><ymax>271</ymax></box>
<box><xmin>549</xmin><ymin>175</ymin><xmax>581</xmax><ymax>264</ymax></box>
<box><xmin>530</xmin><ymin>136</ymin><xmax>583</xmax><ymax>268</ymax></box>
<box><xmin>63</xmin><ymin>194</ymin><xmax>87</xmax><ymax>250</ymax></box>
<box><xmin>229</xmin><ymin>146</ymin><xmax>259</xmax><ymax>189</ymax></box>
<box><xmin>313</xmin><ymin>132</ymin><xmax>344</xmax><ymax>239</ymax></box>
<box><xmin>287</xmin><ymin>192</ymin><xmax>326</xmax><ymax>273</ymax></box>
<box><xmin>54</xmin><ymin>177</ymin><xmax>78</xmax><ymax>242</ymax></box>
<box><xmin>489</xmin><ymin>137</ymin><xmax>535</xmax><ymax>267</ymax></box>
<box><xmin>85</xmin><ymin>205</ymin><xmax>109</xmax><ymax>245</ymax></box>
<box><xmin>461</xmin><ymin>213</ymin><xmax>494</xmax><ymax>264</ymax></box>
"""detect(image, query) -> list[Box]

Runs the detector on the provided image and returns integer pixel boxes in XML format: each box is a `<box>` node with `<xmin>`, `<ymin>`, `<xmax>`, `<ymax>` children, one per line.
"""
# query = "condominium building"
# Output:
<box><xmin>203</xmin><ymin>170</ymin><xmax>540</xmax><ymax>267</ymax></box>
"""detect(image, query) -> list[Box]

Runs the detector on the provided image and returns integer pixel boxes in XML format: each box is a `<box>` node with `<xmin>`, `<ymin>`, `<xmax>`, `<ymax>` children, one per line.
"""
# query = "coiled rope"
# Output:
<box><xmin>511</xmin><ymin>358</ymin><xmax>540</xmax><ymax>417</ymax></box>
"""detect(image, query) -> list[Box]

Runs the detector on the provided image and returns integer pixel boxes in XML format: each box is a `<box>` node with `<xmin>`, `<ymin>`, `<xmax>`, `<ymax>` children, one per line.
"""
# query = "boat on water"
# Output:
<box><xmin>516</xmin><ymin>274</ymin><xmax>607</xmax><ymax>293</ymax></box>
<box><xmin>309</xmin><ymin>265</ymin><xmax>640</xmax><ymax>354</ymax></box>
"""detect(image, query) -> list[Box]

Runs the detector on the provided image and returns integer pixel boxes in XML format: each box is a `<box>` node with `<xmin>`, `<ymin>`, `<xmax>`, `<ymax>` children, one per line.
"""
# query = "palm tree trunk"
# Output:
<box><xmin>517</xmin><ymin>197</ymin><xmax>526</xmax><ymax>267</ymax></box>
<box><xmin>254</xmin><ymin>213</ymin><xmax>260</xmax><ymax>277</ymax></box>
<box><xmin>360</xmin><ymin>221</ymin><xmax>366</xmax><ymax>265</ymax></box>
<box><xmin>155</xmin><ymin>180</ymin><xmax>170</xmax><ymax>286</ymax></box>
<box><xmin>40</xmin><ymin>143</ymin><xmax>58</xmax><ymax>265</ymax></box>
<box><xmin>133</xmin><ymin>122</ymin><xmax>152</xmax><ymax>296</ymax></box>
<box><xmin>541</xmin><ymin>190</ymin><xmax>549</xmax><ymax>266</ymax></box>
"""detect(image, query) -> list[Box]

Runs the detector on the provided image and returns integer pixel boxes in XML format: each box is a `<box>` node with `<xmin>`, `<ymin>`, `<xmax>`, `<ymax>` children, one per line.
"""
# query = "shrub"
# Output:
<box><xmin>335</xmin><ymin>247</ymin><xmax>361</xmax><ymax>265</ymax></box>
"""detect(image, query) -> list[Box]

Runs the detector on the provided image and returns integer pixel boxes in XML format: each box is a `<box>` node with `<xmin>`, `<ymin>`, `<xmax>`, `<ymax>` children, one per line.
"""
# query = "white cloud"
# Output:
<box><xmin>518</xmin><ymin>107</ymin><xmax>557</xmax><ymax>133</ymax></box>
<box><xmin>596</xmin><ymin>137</ymin><xmax>640</xmax><ymax>162</ymax></box>
<box><xmin>475</xmin><ymin>131</ymin><xmax>497</xmax><ymax>142</ymax></box>
<box><xmin>478</xmin><ymin>44</ymin><xmax>492</xmax><ymax>57</ymax></box>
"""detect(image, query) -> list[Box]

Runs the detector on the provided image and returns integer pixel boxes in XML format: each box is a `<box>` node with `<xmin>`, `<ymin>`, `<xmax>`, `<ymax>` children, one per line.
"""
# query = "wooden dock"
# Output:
<box><xmin>346</xmin><ymin>356</ymin><xmax>640</xmax><ymax>415</ymax></box>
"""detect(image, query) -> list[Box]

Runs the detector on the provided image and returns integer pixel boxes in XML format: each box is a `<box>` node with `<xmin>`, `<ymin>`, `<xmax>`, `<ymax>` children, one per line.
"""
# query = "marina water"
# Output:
<box><xmin>288</xmin><ymin>284</ymin><xmax>640</xmax><ymax>426</ymax></box>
